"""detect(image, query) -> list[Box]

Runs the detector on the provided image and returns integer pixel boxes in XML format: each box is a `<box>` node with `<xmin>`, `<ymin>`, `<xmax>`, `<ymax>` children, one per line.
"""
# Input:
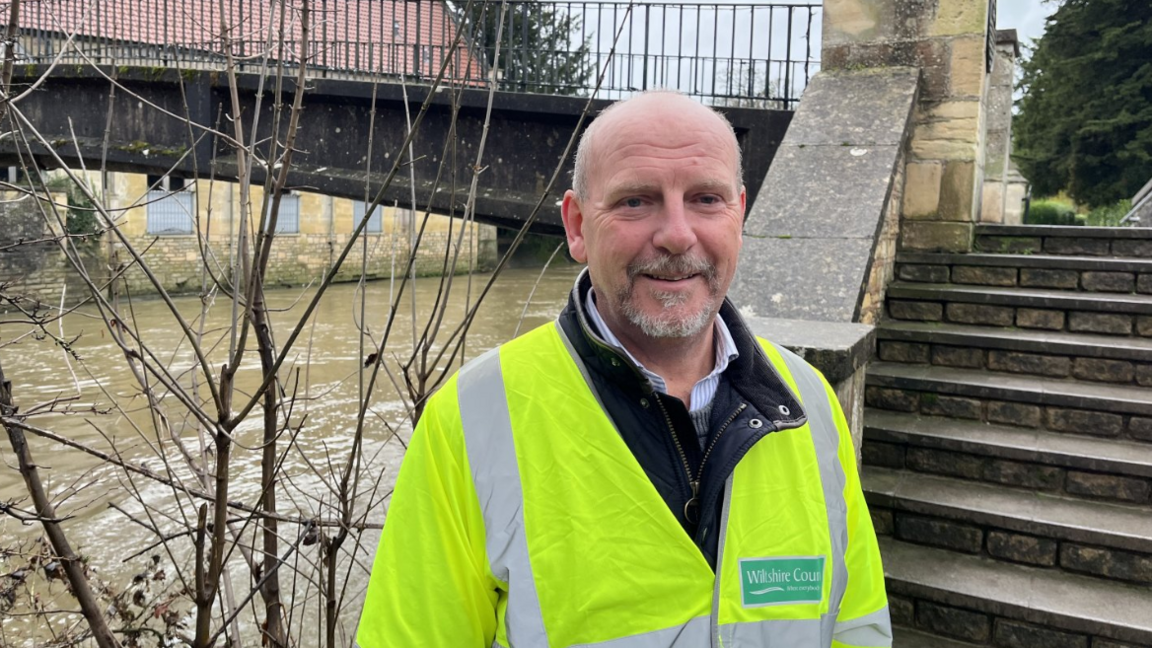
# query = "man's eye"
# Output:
<box><xmin>623</xmin><ymin>197</ymin><xmax>644</xmax><ymax>208</ymax></box>
<box><xmin>698</xmin><ymin>195</ymin><xmax>721</xmax><ymax>205</ymax></box>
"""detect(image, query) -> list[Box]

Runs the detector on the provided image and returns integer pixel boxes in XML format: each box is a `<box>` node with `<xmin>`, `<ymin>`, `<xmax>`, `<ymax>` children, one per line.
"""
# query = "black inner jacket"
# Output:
<box><xmin>556</xmin><ymin>269</ymin><xmax>809</xmax><ymax>568</ymax></box>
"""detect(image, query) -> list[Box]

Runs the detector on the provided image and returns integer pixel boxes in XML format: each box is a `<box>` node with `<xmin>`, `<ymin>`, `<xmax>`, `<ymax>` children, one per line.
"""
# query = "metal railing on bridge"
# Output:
<box><xmin>14</xmin><ymin>0</ymin><xmax>820</xmax><ymax>108</ymax></box>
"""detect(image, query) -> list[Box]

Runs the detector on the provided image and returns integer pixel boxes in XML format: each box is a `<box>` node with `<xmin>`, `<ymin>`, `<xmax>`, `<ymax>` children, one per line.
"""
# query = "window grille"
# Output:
<box><xmin>275</xmin><ymin>192</ymin><xmax>301</xmax><ymax>234</ymax></box>
<box><xmin>353</xmin><ymin>200</ymin><xmax>383</xmax><ymax>233</ymax></box>
<box><xmin>146</xmin><ymin>175</ymin><xmax>195</xmax><ymax>235</ymax></box>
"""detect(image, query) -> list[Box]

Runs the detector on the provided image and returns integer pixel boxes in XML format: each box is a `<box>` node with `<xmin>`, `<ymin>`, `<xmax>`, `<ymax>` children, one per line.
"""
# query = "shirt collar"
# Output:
<box><xmin>583</xmin><ymin>288</ymin><xmax>740</xmax><ymax>393</ymax></box>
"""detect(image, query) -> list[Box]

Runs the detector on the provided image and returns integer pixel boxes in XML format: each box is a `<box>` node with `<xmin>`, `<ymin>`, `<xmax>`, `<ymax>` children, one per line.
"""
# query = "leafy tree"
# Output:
<box><xmin>458</xmin><ymin>1</ymin><xmax>593</xmax><ymax>95</ymax></box>
<box><xmin>1013</xmin><ymin>0</ymin><xmax>1152</xmax><ymax>207</ymax></box>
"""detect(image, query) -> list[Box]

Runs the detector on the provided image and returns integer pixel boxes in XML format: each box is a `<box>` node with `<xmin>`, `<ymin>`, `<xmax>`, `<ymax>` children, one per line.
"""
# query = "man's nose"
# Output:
<box><xmin>653</xmin><ymin>200</ymin><xmax>698</xmax><ymax>255</ymax></box>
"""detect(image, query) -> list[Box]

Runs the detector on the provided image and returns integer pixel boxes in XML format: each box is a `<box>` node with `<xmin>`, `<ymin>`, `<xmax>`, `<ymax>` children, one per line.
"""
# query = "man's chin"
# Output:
<box><xmin>624</xmin><ymin>304</ymin><xmax>714</xmax><ymax>340</ymax></box>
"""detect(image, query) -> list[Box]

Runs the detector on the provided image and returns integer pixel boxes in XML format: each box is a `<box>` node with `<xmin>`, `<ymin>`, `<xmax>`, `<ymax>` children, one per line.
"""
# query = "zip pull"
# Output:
<box><xmin>684</xmin><ymin>480</ymin><xmax>701</xmax><ymax>524</ymax></box>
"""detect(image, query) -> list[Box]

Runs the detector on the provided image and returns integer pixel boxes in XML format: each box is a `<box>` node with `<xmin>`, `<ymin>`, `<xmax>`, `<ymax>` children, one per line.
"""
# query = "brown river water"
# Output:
<box><xmin>0</xmin><ymin>263</ymin><xmax>582</xmax><ymax>645</ymax></box>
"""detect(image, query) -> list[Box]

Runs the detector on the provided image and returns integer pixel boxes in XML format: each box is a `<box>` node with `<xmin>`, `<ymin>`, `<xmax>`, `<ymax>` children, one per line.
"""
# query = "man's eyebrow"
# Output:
<box><xmin>604</xmin><ymin>181</ymin><xmax>659</xmax><ymax>196</ymax></box>
<box><xmin>690</xmin><ymin>178</ymin><xmax>738</xmax><ymax>193</ymax></box>
<box><xmin>605</xmin><ymin>179</ymin><xmax>736</xmax><ymax>197</ymax></box>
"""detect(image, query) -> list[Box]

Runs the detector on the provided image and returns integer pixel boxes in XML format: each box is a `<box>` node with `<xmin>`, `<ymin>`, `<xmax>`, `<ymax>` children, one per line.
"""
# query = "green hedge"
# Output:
<box><xmin>1025</xmin><ymin>199</ymin><xmax>1080</xmax><ymax>226</ymax></box>
<box><xmin>1085</xmin><ymin>199</ymin><xmax>1132</xmax><ymax>227</ymax></box>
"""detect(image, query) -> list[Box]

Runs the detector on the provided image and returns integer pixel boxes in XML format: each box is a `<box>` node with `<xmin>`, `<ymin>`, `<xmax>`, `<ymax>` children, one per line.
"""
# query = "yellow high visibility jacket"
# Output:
<box><xmin>357</xmin><ymin>322</ymin><xmax>890</xmax><ymax>647</ymax></box>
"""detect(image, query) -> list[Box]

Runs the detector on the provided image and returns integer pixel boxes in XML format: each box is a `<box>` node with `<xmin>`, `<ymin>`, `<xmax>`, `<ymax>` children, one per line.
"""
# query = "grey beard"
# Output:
<box><xmin>617</xmin><ymin>255</ymin><xmax>721</xmax><ymax>338</ymax></box>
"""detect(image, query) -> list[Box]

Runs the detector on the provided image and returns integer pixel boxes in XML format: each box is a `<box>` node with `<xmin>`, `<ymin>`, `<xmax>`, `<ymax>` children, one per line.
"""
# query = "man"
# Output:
<box><xmin>357</xmin><ymin>91</ymin><xmax>890</xmax><ymax>647</ymax></box>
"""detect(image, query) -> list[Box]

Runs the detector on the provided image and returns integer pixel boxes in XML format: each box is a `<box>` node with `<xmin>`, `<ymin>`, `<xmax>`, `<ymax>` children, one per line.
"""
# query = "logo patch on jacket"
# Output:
<box><xmin>739</xmin><ymin>556</ymin><xmax>825</xmax><ymax>607</ymax></box>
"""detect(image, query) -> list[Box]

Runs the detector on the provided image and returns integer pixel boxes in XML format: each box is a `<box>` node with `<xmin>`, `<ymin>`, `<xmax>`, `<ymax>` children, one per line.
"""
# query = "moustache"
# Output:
<box><xmin>626</xmin><ymin>255</ymin><xmax>718</xmax><ymax>284</ymax></box>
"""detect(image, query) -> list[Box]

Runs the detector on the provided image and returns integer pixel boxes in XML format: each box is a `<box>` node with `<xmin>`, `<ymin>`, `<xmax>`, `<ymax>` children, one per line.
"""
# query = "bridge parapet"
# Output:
<box><xmin>14</xmin><ymin>0</ymin><xmax>820</xmax><ymax>107</ymax></box>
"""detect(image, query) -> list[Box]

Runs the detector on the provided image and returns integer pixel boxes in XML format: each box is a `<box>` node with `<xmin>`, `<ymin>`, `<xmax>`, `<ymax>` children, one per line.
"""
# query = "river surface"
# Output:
<box><xmin>0</xmin><ymin>263</ymin><xmax>582</xmax><ymax>645</ymax></box>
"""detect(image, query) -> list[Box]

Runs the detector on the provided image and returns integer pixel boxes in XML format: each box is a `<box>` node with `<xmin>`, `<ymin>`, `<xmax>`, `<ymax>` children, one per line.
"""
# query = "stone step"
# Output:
<box><xmin>864</xmin><ymin>408</ymin><xmax>1152</xmax><ymax>479</ymax></box>
<box><xmin>876</xmin><ymin>321</ymin><xmax>1152</xmax><ymax>386</ymax></box>
<box><xmin>892</xmin><ymin>627</ymin><xmax>984</xmax><ymax>648</ymax></box>
<box><xmin>974</xmin><ymin>224</ymin><xmax>1152</xmax><ymax>260</ymax></box>
<box><xmin>865</xmin><ymin>363</ymin><xmax>1152</xmax><ymax>449</ymax></box>
<box><xmin>867</xmin><ymin>362</ymin><xmax>1152</xmax><ymax>417</ymax></box>
<box><xmin>864</xmin><ymin>466</ymin><xmax>1152</xmax><ymax>584</ymax></box>
<box><xmin>881</xmin><ymin>537</ymin><xmax>1152</xmax><ymax>647</ymax></box>
<box><xmin>896</xmin><ymin>252</ymin><xmax>1152</xmax><ymax>294</ymax></box>
<box><xmin>886</xmin><ymin>283</ymin><xmax>1152</xmax><ymax>338</ymax></box>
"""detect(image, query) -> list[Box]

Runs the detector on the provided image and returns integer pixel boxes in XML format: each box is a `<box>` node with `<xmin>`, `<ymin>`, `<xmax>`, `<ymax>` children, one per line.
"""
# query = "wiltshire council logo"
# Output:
<box><xmin>739</xmin><ymin>556</ymin><xmax>825</xmax><ymax>607</ymax></box>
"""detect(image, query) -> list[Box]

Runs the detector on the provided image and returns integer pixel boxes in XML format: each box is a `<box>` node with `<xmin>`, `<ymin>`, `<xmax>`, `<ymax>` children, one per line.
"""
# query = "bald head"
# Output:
<box><xmin>572</xmin><ymin>91</ymin><xmax>743</xmax><ymax>201</ymax></box>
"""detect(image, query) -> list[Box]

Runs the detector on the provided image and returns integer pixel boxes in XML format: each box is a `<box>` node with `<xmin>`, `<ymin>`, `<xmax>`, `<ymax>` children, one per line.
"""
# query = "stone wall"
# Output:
<box><xmin>980</xmin><ymin>30</ymin><xmax>1021</xmax><ymax>224</ymax></box>
<box><xmin>859</xmin><ymin>148</ymin><xmax>907</xmax><ymax>326</ymax></box>
<box><xmin>823</xmin><ymin>0</ymin><xmax>996</xmax><ymax>253</ymax></box>
<box><xmin>0</xmin><ymin>171</ymin><xmax>498</xmax><ymax>306</ymax></box>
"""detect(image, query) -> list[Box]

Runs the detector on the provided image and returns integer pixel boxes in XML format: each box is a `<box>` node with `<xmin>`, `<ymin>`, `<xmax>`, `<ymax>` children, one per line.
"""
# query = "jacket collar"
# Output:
<box><xmin>559</xmin><ymin>267</ymin><xmax>807</xmax><ymax>432</ymax></box>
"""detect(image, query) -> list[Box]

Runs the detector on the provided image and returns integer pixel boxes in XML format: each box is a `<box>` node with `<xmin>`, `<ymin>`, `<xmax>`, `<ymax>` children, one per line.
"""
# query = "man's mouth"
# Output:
<box><xmin>642</xmin><ymin>273</ymin><xmax>699</xmax><ymax>282</ymax></box>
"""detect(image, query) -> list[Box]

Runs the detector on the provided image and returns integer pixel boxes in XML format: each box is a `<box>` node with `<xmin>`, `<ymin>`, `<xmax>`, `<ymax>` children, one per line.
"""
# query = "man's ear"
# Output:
<box><xmin>561</xmin><ymin>189</ymin><xmax>588</xmax><ymax>263</ymax></box>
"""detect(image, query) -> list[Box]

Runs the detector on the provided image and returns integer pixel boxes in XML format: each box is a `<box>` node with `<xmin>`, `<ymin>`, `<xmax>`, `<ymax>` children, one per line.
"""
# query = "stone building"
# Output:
<box><xmin>0</xmin><ymin>170</ymin><xmax>497</xmax><ymax>305</ymax></box>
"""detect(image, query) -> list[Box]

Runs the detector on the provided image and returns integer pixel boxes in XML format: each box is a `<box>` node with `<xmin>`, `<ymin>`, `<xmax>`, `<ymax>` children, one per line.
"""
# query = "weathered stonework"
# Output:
<box><xmin>823</xmin><ymin>0</ymin><xmax>995</xmax><ymax>251</ymax></box>
<box><xmin>987</xmin><ymin>401</ymin><xmax>1042</xmax><ymax>428</ymax></box>
<box><xmin>859</xmin><ymin>150</ymin><xmax>906</xmax><ymax>326</ymax></box>
<box><xmin>900</xmin><ymin>221</ymin><xmax>972</xmax><ymax>253</ymax></box>
<box><xmin>916</xmin><ymin>602</ymin><xmax>991</xmax><ymax>643</ymax></box>
<box><xmin>1068</xmin><ymin>312</ymin><xmax>1133</xmax><ymax>336</ymax></box>
<box><xmin>878</xmin><ymin>340</ymin><xmax>930</xmax><ymax>364</ymax></box>
<box><xmin>920</xmin><ymin>394</ymin><xmax>982</xmax><ymax>420</ymax></box>
<box><xmin>1045</xmin><ymin>409</ymin><xmax>1125</xmax><ymax>437</ymax></box>
<box><xmin>988</xmin><ymin>350</ymin><xmax>1072</xmax><ymax>378</ymax></box>
<box><xmin>993</xmin><ymin>620</ymin><xmax>1088</xmax><ymax>648</ymax></box>
<box><xmin>895</xmin><ymin>515</ymin><xmax>983</xmax><ymax>554</ymax></box>
<box><xmin>1065</xmin><ymin>471</ymin><xmax>1151</xmax><ymax>503</ymax></box>
<box><xmin>1016</xmin><ymin>308</ymin><xmax>1065</xmax><ymax>331</ymax></box>
<box><xmin>931</xmin><ymin>345</ymin><xmax>986</xmax><ymax>368</ymax></box>
<box><xmin>986</xmin><ymin>531</ymin><xmax>1058</xmax><ymax>567</ymax></box>
<box><xmin>980</xmin><ymin>31</ymin><xmax>1020</xmax><ymax>224</ymax></box>
<box><xmin>888</xmin><ymin>299</ymin><xmax>944</xmax><ymax>321</ymax></box>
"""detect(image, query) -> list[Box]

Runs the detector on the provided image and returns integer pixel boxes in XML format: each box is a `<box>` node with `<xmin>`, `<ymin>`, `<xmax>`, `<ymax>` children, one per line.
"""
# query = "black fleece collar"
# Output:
<box><xmin>560</xmin><ymin>268</ymin><xmax>807</xmax><ymax>431</ymax></box>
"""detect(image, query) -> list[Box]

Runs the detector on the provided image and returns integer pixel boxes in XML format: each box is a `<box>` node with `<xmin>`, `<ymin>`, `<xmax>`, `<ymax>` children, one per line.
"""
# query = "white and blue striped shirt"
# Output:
<box><xmin>585</xmin><ymin>290</ymin><xmax>740</xmax><ymax>447</ymax></box>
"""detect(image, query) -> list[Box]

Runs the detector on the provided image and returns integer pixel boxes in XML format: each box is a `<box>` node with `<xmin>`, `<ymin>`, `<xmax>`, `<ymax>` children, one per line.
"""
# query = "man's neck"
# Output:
<box><xmin>593</xmin><ymin>297</ymin><xmax>717</xmax><ymax>405</ymax></box>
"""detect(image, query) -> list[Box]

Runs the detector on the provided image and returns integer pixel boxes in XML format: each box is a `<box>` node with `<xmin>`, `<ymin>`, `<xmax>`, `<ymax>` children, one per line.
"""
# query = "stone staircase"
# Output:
<box><xmin>863</xmin><ymin>225</ymin><xmax>1152</xmax><ymax>648</ymax></box>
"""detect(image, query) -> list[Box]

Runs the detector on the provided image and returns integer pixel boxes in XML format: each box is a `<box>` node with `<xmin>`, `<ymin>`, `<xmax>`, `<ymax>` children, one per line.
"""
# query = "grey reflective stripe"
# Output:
<box><xmin>458</xmin><ymin>348</ymin><xmax>550</xmax><ymax>646</ymax></box>
<box><xmin>574</xmin><ymin>616</ymin><xmax>711</xmax><ymax>647</ymax></box>
<box><xmin>720</xmin><ymin>616</ymin><xmax>828</xmax><ymax>646</ymax></box>
<box><xmin>719</xmin><ymin>607</ymin><xmax>889</xmax><ymax>646</ymax></box>
<box><xmin>711</xmin><ymin>476</ymin><xmax>734</xmax><ymax>648</ymax></box>
<box><xmin>773</xmin><ymin>345</ymin><xmax>850</xmax><ymax>644</ymax></box>
<box><xmin>834</xmin><ymin>606</ymin><xmax>893</xmax><ymax>647</ymax></box>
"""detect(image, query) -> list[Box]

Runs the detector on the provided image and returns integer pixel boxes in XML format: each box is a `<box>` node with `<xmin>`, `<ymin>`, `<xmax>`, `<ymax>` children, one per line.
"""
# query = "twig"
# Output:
<box><xmin>0</xmin><ymin>361</ymin><xmax>121</xmax><ymax>648</ymax></box>
<box><xmin>514</xmin><ymin>241</ymin><xmax>567</xmax><ymax>337</ymax></box>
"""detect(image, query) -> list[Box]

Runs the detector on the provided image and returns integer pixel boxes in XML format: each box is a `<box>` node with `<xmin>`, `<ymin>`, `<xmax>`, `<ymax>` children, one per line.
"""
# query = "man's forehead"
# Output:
<box><xmin>596</xmin><ymin>97</ymin><xmax>729</xmax><ymax>140</ymax></box>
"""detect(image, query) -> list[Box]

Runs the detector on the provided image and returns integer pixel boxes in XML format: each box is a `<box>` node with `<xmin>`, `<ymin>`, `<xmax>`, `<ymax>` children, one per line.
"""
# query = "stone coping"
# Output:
<box><xmin>746</xmin><ymin>316</ymin><xmax>875</xmax><ymax>384</ymax></box>
<box><xmin>730</xmin><ymin>66</ymin><xmax>919</xmax><ymax>322</ymax></box>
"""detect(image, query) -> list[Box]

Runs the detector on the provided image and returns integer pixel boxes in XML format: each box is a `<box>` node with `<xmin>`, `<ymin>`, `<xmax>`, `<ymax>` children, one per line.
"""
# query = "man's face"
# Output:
<box><xmin>562</xmin><ymin>96</ymin><xmax>745</xmax><ymax>341</ymax></box>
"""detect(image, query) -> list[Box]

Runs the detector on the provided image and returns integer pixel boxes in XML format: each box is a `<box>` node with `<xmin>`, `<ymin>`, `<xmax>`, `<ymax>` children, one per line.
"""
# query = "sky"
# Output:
<box><xmin>998</xmin><ymin>0</ymin><xmax>1057</xmax><ymax>51</ymax></box>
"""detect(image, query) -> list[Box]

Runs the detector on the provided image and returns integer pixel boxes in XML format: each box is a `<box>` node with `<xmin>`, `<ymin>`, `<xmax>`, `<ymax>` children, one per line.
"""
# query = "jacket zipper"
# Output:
<box><xmin>653</xmin><ymin>394</ymin><xmax>747</xmax><ymax>524</ymax></box>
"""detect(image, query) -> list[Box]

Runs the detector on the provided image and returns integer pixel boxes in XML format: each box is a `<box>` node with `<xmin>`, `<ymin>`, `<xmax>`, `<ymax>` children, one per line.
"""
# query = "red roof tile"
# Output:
<box><xmin>20</xmin><ymin>0</ymin><xmax>485</xmax><ymax>79</ymax></box>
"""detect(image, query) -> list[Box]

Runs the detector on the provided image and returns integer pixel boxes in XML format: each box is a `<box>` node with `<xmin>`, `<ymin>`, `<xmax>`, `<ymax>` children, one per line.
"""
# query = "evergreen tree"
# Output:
<box><xmin>1013</xmin><ymin>0</ymin><xmax>1152</xmax><ymax>207</ymax></box>
<box><xmin>458</xmin><ymin>0</ymin><xmax>593</xmax><ymax>95</ymax></box>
